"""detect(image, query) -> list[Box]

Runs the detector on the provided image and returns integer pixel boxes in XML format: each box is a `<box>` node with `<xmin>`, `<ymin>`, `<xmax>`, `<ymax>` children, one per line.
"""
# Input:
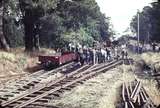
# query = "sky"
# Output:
<box><xmin>96</xmin><ymin>0</ymin><xmax>154</xmax><ymax>35</ymax></box>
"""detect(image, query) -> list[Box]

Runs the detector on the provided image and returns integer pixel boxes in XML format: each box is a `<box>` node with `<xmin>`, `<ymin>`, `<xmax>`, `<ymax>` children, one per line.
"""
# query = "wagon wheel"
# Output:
<box><xmin>44</xmin><ymin>60</ymin><xmax>54</xmax><ymax>70</ymax></box>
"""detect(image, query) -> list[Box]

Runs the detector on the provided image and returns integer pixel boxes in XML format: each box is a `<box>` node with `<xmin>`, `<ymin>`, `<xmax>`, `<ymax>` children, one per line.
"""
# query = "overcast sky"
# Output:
<box><xmin>96</xmin><ymin>0</ymin><xmax>153</xmax><ymax>35</ymax></box>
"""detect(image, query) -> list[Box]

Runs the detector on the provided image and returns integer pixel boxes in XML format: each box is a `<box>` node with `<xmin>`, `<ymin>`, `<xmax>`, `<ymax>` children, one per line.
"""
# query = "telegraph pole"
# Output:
<box><xmin>137</xmin><ymin>10</ymin><xmax>140</xmax><ymax>54</ymax></box>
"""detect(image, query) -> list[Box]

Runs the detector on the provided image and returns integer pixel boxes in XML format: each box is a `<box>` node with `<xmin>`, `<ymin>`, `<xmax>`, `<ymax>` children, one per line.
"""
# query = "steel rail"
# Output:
<box><xmin>14</xmin><ymin>60</ymin><xmax>122</xmax><ymax>108</ymax></box>
<box><xmin>1</xmin><ymin>64</ymin><xmax>90</xmax><ymax>107</ymax></box>
<box><xmin>0</xmin><ymin>62</ymin><xmax>76</xmax><ymax>102</ymax></box>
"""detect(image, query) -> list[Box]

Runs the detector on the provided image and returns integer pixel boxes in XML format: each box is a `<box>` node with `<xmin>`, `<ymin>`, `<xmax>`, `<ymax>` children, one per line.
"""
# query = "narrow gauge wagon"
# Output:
<box><xmin>38</xmin><ymin>52</ymin><xmax>78</xmax><ymax>68</ymax></box>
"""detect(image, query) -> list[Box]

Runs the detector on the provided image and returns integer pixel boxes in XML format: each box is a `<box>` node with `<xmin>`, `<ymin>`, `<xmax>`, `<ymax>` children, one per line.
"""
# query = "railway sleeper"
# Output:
<box><xmin>33</xmin><ymin>91</ymin><xmax>45</xmax><ymax>94</ymax></box>
<box><xmin>4</xmin><ymin>94</ymin><xmax>14</xmax><ymax>98</ymax></box>
<box><xmin>52</xmin><ymin>83</ymin><xmax>62</xmax><ymax>87</ymax></box>
<box><xmin>24</xmin><ymin>106</ymin><xmax>49</xmax><ymax>108</ymax></box>
<box><xmin>11</xmin><ymin>91</ymin><xmax>20</xmax><ymax>94</ymax></box>
<box><xmin>75</xmin><ymin>81</ymin><xmax>84</xmax><ymax>84</ymax></box>
<box><xmin>41</xmin><ymin>87</ymin><xmax>54</xmax><ymax>91</ymax></box>
<box><xmin>47</xmin><ymin>94</ymin><xmax>61</xmax><ymax>100</ymax></box>
<box><xmin>13</xmin><ymin>100</ymin><xmax>27</xmax><ymax>104</ymax></box>
<box><xmin>36</xmin><ymin>98</ymin><xmax>49</xmax><ymax>103</ymax></box>
<box><xmin>19</xmin><ymin>97</ymin><xmax>31</xmax><ymax>101</ymax></box>
<box><xmin>14</xmin><ymin>84</ymin><xmax>22</xmax><ymax>87</ymax></box>
<box><xmin>58</xmin><ymin>81</ymin><xmax>67</xmax><ymax>85</ymax></box>
<box><xmin>61</xmin><ymin>87</ymin><xmax>72</xmax><ymax>91</ymax></box>
<box><xmin>0</xmin><ymin>96</ymin><xmax>8</xmax><ymax>101</ymax></box>
<box><xmin>26</xmin><ymin>103</ymin><xmax>57</xmax><ymax>108</ymax></box>
<box><xmin>16</xmin><ymin>81</ymin><xmax>26</xmax><ymax>85</ymax></box>
<box><xmin>57</xmin><ymin>89</ymin><xmax>65</xmax><ymax>93</ymax></box>
<box><xmin>27</xmin><ymin>83</ymin><xmax>36</xmax><ymax>87</ymax></box>
<box><xmin>39</xmin><ymin>76</ymin><xmax>49</xmax><ymax>79</ymax></box>
<box><xmin>66</xmin><ymin>76</ymin><xmax>77</xmax><ymax>80</ymax></box>
<box><xmin>26</xmin><ymin>94</ymin><xmax>37</xmax><ymax>98</ymax></box>
<box><xmin>5</xmin><ymin>104</ymin><xmax>15</xmax><ymax>108</ymax></box>
<box><xmin>49</xmin><ymin>93</ymin><xmax>60</xmax><ymax>97</ymax></box>
<box><xmin>43</xmin><ymin>96</ymin><xmax>53</xmax><ymax>100</ymax></box>
<box><xmin>0</xmin><ymin>89</ymin><xmax>9</xmax><ymax>92</ymax></box>
<box><xmin>48</xmin><ymin>85</ymin><xmax>60</xmax><ymax>89</ymax></box>
<box><xmin>32</xmin><ymin>81</ymin><xmax>40</xmax><ymax>84</ymax></box>
<box><xmin>22</xmin><ymin>105</ymin><xmax>38</xmax><ymax>108</ymax></box>
<box><xmin>67</xmin><ymin>84</ymin><xmax>78</xmax><ymax>88</ymax></box>
<box><xmin>49</xmin><ymin>72</ymin><xmax>57</xmax><ymax>75</ymax></box>
<box><xmin>62</xmin><ymin>79</ymin><xmax>72</xmax><ymax>82</ymax></box>
<box><xmin>73</xmin><ymin>82</ymin><xmax>83</xmax><ymax>86</ymax></box>
<box><xmin>19</xmin><ymin>79</ymin><xmax>29</xmax><ymax>82</ymax></box>
<box><xmin>22</xmin><ymin>85</ymin><xmax>30</xmax><ymax>89</ymax></box>
<box><xmin>10</xmin><ymin>101</ymin><xmax>22</xmax><ymax>105</ymax></box>
<box><xmin>3</xmin><ymin>87</ymin><xmax>14</xmax><ymax>90</ymax></box>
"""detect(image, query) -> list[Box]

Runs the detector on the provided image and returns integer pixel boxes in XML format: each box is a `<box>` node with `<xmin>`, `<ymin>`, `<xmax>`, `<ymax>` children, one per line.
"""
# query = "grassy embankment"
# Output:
<box><xmin>130</xmin><ymin>52</ymin><xmax>160</xmax><ymax>73</ymax></box>
<box><xmin>0</xmin><ymin>48</ymin><xmax>56</xmax><ymax>84</ymax></box>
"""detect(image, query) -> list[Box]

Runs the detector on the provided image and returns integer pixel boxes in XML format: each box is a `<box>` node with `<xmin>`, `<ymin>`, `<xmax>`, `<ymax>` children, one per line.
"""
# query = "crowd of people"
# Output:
<box><xmin>151</xmin><ymin>42</ymin><xmax>160</xmax><ymax>52</ymax></box>
<box><xmin>57</xmin><ymin>41</ymin><xmax>160</xmax><ymax>66</ymax></box>
<box><xmin>128</xmin><ymin>42</ymin><xmax>160</xmax><ymax>53</ymax></box>
<box><xmin>67</xmin><ymin>43</ymin><xmax>128</xmax><ymax>66</ymax></box>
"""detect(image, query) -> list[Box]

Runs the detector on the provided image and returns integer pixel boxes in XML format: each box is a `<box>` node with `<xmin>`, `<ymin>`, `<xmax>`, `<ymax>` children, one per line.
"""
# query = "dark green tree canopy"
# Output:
<box><xmin>1</xmin><ymin>0</ymin><xmax>113</xmax><ymax>51</ymax></box>
<box><xmin>130</xmin><ymin>2</ymin><xmax>160</xmax><ymax>43</ymax></box>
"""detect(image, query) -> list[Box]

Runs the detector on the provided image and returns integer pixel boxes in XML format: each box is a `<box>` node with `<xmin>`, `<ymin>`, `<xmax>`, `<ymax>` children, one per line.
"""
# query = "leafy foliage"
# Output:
<box><xmin>39</xmin><ymin>0</ymin><xmax>111</xmax><ymax>48</ymax></box>
<box><xmin>130</xmin><ymin>2</ymin><xmax>160</xmax><ymax>43</ymax></box>
<box><xmin>2</xmin><ymin>0</ymin><xmax>113</xmax><ymax>50</ymax></box>
<box><xmin>61</xmin><ymin>27</ymin><xmax>94</xmax><ymax>46</ymax></box>
<box><xmin>2</xmin><ymin>0</ymin><xmax>24</xmax><ymax>48</ymax></box>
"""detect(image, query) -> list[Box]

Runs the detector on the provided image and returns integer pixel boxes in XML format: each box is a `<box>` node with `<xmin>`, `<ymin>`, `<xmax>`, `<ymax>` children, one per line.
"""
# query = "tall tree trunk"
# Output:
<box><xmin>19</xmin><ymin>0</ymin><xmax>44</xmax><ymax>52</ymax></box>
<box><xmin>19</xmin><ymin>6</ymin><xmax>40</xmax><ymax>51</ymax></box>
<box><xmin>0</xmin><ymin>1</ymin><xmax>10</xmax><ymax>51</ymax></box>
<box><xmin>24</xmin><ymin>18</ymin><xmax>34</xmax><ymax>51</ymax></box>
<box><xmin>23</xmin><ymin>9</ymin><xmax>35</xmax><ymax>52</ymax></box>
<box><xmin>33</xmin><ymin>23</ymin><xmax>40</xmax><ymax>51</ymax></box>
<box><xmin>34</xmin><ymin>34</ymin><xmax>40</xmax><ymax>51</ymax></box>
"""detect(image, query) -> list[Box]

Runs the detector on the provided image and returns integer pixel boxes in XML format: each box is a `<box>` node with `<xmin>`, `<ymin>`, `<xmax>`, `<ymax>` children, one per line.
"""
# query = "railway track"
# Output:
<box><xmin>120</xmin><ymin>58</ymin><xmax>157</xmax><ymax>108</ymax></box>
<box><xmin>0</xmin><ymin>62</ymin><xmax>78</xmax><ymax>103</ymax></box>
<box><xmin>1</xmin><ymin>59</ymin><xmax>123</xmax><ymax>108</ymax></box>
<box><xmin>121</xmin><ymin>80</ymin><xmax>156</xmax><ymax>108</ymax></box>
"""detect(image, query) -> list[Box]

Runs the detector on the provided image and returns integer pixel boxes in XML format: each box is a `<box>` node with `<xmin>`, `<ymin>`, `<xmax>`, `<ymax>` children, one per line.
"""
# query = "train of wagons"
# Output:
<box><xmin>38</xmin><ymin>41</ymin><xmax>112</xmax><ymax>68</ymax></box>
<box><xmin>38</xmin><ymin>51</ymin><xmax>79</xmax><ymax>68</ymax></box>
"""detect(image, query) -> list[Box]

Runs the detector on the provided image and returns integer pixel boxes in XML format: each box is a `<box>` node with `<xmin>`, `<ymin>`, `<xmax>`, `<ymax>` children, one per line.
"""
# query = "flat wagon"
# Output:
<box><xmin>38</xmin><ymin>52</ymin><xmax>78</xmax><ymax>68</ymax></box>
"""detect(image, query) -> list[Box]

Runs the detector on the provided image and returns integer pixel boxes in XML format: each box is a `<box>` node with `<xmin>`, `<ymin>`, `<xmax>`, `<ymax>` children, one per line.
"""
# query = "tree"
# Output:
<box><xmin>149</xmin><ymin>2</ymin><xmax>160</xmax><ymax>42</ymax></box>
<box><xmin>0</xmin><ymin>0</ymin><xmax>10</xmax><ymax>51</ymax></box>
<box><xmin>130</xmin><ymin>2</ymin><xmax>160</xmax><ymax>43</ymax></box>
<box><xmin>19</xmin><ymin>0</ymin><xmax>59</xmax><ymax>51</ymax></box>
<box><xmin>55</xmin><ymin>0</ymin><xmax>111</xmax><ymax>45</ymax></box>
<box><xmin>1</xmin><ymin>0</ymin><xmax>112</xmax><ymax>50</ymax></box>
<box><xmin>3</xmin><ymin>0</ymin><xmax>24</xmax><ymax>48</ymax></box>
<box><xmin>130</xmin><ymin>6</ymin><xmax>152</xmax><ymax>43</ymax></box>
